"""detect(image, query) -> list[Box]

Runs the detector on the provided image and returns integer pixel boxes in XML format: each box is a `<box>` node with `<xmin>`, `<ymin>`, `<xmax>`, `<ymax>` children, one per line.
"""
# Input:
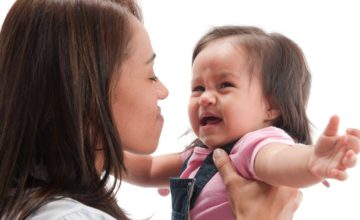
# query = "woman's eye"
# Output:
<box><xmin>220</xmin><ymin>82</ymin><xmax>234</xmax><ymax>88</ymax></box>
<box><xmin>192</xmin><ymin>85</ymin><xmax>205</xmax><ymax>92</ymax></box>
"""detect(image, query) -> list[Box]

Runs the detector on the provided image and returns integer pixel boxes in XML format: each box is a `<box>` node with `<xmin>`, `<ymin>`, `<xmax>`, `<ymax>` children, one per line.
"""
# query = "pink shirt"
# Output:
<box><xmin>180</xmin><ymin>127</ymin><xmax>294</xmax><ymax>220</ymax></box>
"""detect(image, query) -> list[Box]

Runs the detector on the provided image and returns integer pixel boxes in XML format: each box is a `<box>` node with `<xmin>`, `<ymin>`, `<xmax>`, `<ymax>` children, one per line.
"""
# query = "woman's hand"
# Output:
<box><xmin>213</xmin><ymin>148</ymin><xmax>302</xmax><ymax>220</ymax></box>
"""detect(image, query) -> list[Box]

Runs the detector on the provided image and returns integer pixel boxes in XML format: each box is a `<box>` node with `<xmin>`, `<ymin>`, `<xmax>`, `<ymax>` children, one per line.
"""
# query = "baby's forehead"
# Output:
<box><xmin>205</xmin><ymin>37</ymin><xmax>261</xmax><ymax>68</ymax></box>
<box><xmin>205</xmin><ymin>37</ymin><xmax>256</xmax><ymax>62</ymax></box>
<box><xmin>206</xmin><ymin>36</ymin><xmax>245</xmax><ymax>48</ymax></box>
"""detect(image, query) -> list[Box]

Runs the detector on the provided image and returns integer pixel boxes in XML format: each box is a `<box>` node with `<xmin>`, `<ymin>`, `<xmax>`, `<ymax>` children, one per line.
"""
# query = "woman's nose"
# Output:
<box><xmin>157</xmin><ymin>80</ymin><xmax>169</xmax><ymax>100</ymax></box>
<box><xmin>199</xmin><ymin>91</ymin><xmax>216</xmax><ymax>106</ymax></box>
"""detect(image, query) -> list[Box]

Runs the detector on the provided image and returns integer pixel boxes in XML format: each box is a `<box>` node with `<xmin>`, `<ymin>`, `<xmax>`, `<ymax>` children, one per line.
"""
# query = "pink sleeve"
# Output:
<box><xmin>230</xmin><ymin>127</ymin><xmax>295</xmax><ymax>181</ymax></box>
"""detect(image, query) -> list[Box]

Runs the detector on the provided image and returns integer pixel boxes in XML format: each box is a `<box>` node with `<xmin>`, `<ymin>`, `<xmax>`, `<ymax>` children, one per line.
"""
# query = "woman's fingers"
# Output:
<box><xmin>213</xmin><ymin>148</ymin><xmax>248</xmax><ymax>188</ymax></box>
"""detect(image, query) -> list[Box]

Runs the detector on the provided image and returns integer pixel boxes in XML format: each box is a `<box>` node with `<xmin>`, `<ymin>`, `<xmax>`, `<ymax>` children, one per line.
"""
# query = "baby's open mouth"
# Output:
<box><xmin>200</xmin><ymin>116</ymin><xmax>222</xmax><ymax>126</ymax></box>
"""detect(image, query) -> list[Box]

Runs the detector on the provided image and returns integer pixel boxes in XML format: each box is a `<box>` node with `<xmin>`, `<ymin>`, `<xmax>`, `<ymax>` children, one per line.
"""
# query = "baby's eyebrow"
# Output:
<box><xmin>217</xmin><ymin>71</ymin><xmax>237</xmax><ymax>79</ymax></box>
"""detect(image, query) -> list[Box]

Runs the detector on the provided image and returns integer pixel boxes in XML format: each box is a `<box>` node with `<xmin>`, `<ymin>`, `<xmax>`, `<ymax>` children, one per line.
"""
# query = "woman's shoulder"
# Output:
<box><xmin>28</xmin><ymin>197</ymin><xmax>116</xmax><ymax>220</ymax></box>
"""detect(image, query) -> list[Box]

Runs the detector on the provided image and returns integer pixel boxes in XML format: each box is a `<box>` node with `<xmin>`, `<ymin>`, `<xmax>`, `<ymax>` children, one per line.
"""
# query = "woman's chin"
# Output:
<box><xmin>124</xmin><ymin>145</ymin><xmax>157</xmax><ymax>155</ymax></box>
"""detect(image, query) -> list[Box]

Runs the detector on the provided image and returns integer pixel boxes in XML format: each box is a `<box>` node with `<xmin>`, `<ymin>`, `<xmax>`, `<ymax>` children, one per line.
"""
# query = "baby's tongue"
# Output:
<box><xmin>205</xmin><ymin>117</ymin><xmax>222</xmax><ymax>125</ymax></box>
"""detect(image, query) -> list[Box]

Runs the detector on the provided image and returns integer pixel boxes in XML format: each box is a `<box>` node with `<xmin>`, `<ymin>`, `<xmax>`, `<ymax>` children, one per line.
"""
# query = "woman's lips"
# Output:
<box><xmin>157</xmin><ymin>106</ymin><xmax>164</xmax><ymax>121</ymax></box>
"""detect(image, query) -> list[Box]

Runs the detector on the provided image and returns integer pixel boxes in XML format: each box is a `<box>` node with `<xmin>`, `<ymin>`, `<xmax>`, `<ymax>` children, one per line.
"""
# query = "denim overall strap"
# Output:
<box><xmin>170</xmin><ymin>178</ymin><xmax>195</xmax><ymax>220</ymax></box>
<box><xmin>170</xmin><ymin>152</ymin><xmax>197</xmax><ymax>220</ymax></box>
<box><xmin>189</xmin><ymin>142</ymin><xmax>235</xmax><ymax>209</ymax></box>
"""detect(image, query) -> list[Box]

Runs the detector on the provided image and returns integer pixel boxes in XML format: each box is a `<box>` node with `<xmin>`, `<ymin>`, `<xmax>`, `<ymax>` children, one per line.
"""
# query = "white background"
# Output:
<box><xmin>1</xmin><ymin>0</ymin><xmax>360</xmax><ymax>219</ymax></box>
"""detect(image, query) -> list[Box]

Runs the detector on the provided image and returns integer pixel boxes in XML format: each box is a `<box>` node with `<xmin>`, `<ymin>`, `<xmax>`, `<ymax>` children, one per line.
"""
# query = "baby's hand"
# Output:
<box><xmin>157</xmin><ymin>188</ymin><xmax>170</xmax><ymax>196</ymax></box>
<box><xmin>309</xmin><ymin>115</ymin><xmax>360</xmax><ymax>181</ymax></box>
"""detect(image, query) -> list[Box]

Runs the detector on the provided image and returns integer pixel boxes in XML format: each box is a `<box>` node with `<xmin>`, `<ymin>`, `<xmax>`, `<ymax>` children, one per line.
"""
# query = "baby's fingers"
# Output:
<box><xmin>330</xmin><ymin>169</ymin><xmax>348</xmax><ymax>181</ymax></box>
<box><xmin>344</xmin><ymin>134</ymin><xmax>360</xmax><ymax>154</ymax></box>
<box><xmin>158</xmin><ymin>188</ymin><xmax>170</xmax><ymax>196</ymax></box>
<box><xmin>342</xmin><ymin>150</ymin><xmax>357</xmax><ymax>168</ymax></box>
<box><xmin>347</xmin><ymin>128</ymin><xmax>360</xmax><ymax>138</ymax></box>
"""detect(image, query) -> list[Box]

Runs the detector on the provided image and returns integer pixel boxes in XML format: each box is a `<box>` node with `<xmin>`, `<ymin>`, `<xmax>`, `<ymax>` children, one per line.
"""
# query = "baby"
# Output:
<box><xmin>123</xmin><ymin>26</ymin><xmax>360</xmax><ymax>220</ymax></box>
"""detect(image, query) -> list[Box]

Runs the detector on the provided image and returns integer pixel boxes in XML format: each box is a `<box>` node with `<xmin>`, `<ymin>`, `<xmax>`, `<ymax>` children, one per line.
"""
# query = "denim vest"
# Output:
<box><xmin>170</xmin><ymin>142</ymin><xmax>235</xmax><ymax>220</ymax></box>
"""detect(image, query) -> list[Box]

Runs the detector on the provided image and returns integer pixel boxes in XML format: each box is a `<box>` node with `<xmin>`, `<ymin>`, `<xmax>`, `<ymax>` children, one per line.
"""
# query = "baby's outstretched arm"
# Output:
<box><xmin>123</xmin><ymin>151</ymin><xmax>183</xmax><ymax>187</ymax></box>
<box><xmin>255</xmin><ymin>115</ymin><xmax>360</xmax><ymax>188</ymax></box>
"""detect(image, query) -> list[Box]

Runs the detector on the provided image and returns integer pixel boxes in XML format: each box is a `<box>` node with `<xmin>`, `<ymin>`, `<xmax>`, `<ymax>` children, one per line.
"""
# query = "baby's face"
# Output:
<box><xmin>188</xmin><ymin>38</ymin><xmax>273</xmax><ymax>149</ymax></box>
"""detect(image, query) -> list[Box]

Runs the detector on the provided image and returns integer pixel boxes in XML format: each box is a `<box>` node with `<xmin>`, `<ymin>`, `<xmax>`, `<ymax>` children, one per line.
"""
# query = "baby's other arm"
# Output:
<box><xmin>123</xmin><ymin>151</ymin><xmax>183</xmax><ymax>187</ymax></box>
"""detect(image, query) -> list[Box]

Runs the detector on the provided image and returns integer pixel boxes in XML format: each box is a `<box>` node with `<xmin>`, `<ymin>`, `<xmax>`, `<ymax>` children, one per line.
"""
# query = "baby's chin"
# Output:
<box><xmin>201</xmin><ymin>138</ymin><xmax>239</xmax><ymax>150</ymax></box>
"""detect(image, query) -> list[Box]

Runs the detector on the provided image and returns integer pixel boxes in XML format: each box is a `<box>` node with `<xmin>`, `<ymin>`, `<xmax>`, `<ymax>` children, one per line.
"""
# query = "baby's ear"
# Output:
<box><xmin>264</xmin><ymin>97</ymin><xmax>280</xmax><ymax>122</ymax></box>
<box><xmin>265</xmin><ymin>99</ymin><xmax>280</xmax><ymax>121</ymax></box>
<box><xmin>266</xmin><ymin>107</ymin><xmax>280</xmax><ymax>121</ymax></box>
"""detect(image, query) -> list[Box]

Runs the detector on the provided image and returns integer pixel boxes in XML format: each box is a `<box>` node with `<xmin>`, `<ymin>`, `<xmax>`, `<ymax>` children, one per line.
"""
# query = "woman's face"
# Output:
<box><xmin>111</xmin><ymin>17</ymin><xmax>168</xmax><ymax>154</ymax></box>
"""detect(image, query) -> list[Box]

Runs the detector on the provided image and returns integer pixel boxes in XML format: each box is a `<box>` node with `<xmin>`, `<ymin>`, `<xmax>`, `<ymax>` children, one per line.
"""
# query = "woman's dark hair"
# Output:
<box><xmin>192</xmin><ymin>26</ymin><xmax>312</xmax><ymax>144</ymax></box>
<box><xmin>0</xmin><ymin>0</ymin><xmax>141</xmax><ymax>219</ymax></box>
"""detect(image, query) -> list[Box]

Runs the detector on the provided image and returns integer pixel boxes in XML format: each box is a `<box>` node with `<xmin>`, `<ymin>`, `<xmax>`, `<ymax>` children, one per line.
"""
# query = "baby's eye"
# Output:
<box><xmin>149</xmin><ymin>75</ymin><xmax>158</xmax><ymax>81</ymax></box>
<box><xmin>220</xmin><ymin>82</ymin><xmax>234</xmax><ymax>88</ymax></box>
<box><xmin>192</xmin><ymin>85</ymin><xmax>205</xmax><ymax>92</ymax></box>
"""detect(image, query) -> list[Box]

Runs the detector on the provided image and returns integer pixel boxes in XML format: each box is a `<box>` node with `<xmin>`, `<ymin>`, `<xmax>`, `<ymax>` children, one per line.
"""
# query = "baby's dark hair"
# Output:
<box><xmin>192</xmin><ymin>26</ymin><xmax>312</xmax><ymax>144</ymax></box>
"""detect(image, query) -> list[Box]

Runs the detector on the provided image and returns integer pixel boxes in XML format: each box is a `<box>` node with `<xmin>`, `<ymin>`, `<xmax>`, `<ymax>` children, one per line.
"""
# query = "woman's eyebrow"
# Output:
<box><xmin>145</xmin><ymin>53</ymin><xmax>156</xmax><ymax>64</ymax></box>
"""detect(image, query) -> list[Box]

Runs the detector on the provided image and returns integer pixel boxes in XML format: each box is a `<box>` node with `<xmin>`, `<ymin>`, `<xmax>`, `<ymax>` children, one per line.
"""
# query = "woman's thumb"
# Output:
<box><xmin>213</xmin><ymin>148</ymin><xmax>245</xmax><ymax>185</ymax></box>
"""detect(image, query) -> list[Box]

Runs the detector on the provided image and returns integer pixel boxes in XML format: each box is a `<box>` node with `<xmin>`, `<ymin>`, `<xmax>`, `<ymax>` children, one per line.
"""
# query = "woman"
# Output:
<box><xmin>0</xmin><ymin>0</ymin><xmax>300</xmax><ymax>219</ymax></box>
